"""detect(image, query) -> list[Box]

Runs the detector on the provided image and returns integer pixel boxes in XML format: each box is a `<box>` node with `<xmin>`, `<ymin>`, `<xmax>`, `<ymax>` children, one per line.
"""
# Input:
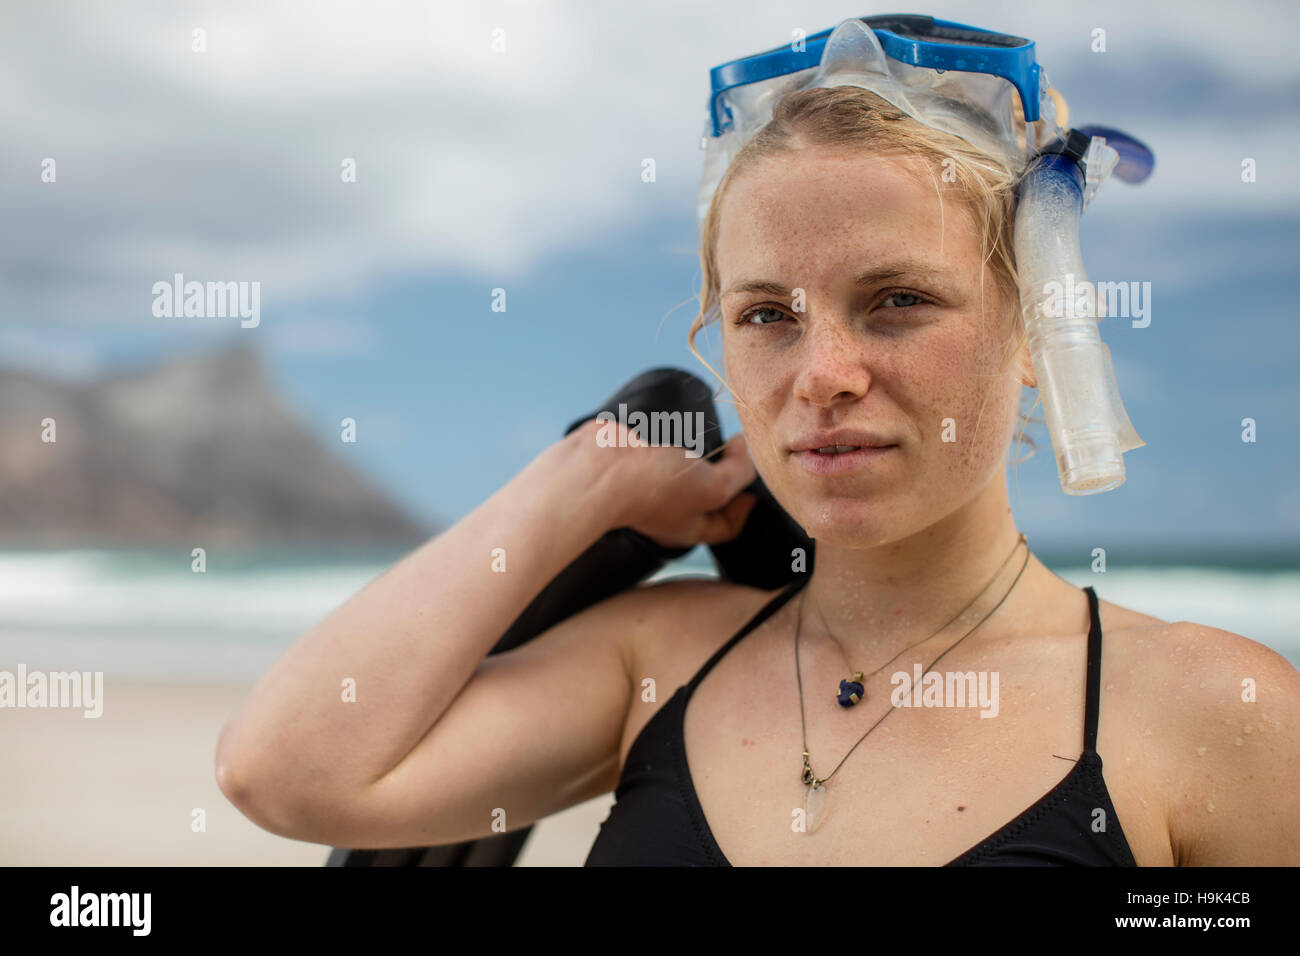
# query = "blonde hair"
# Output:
<box><xmin>687</xmin><ymin>85</ymin><xmax>1040</xmax><ymax>460</ymax></box>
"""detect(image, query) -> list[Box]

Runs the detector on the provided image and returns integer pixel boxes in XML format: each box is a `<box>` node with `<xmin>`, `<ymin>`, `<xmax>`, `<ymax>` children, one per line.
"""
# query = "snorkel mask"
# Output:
<box><xmin>698</xmin><ymin>14</ymin><xmax>1155</xmax><ymax>495</ymax></box>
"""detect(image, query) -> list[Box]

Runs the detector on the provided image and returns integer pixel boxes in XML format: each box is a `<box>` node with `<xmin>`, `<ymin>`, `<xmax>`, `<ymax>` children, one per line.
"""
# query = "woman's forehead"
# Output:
<box><xmin>716</xmin><ymin>151</ymin><xmax>981</xmax><ymax>287</ymax></box>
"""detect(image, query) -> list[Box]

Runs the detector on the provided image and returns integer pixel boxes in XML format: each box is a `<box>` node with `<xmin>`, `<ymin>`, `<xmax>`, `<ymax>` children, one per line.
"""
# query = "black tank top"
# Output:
<box><xmin>585</xmin><ymin>577</ymin><xmax>1138</xmax><ymax>866</ymax></box>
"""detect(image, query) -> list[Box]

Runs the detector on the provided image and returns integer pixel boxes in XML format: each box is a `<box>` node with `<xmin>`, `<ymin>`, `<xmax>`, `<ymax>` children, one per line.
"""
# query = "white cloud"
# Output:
<box><xmin>0</xmin><ymin>0</ymin><xmax>1295</xmax><ymax>330</ymax></box>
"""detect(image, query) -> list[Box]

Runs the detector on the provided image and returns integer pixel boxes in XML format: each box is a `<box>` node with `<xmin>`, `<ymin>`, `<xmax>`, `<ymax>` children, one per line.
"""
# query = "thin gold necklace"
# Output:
<box><xmin>796</xmin><ymin>533</ymin><xmax>1030</xmax><ymax>833</ymax></box>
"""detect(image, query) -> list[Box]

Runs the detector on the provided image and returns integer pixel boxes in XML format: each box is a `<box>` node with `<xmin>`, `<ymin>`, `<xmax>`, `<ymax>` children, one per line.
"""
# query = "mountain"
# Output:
<box><xmin>0</xmin><ymin>345</ymin><xmax>430</xmax><ymax>547</ymax></box>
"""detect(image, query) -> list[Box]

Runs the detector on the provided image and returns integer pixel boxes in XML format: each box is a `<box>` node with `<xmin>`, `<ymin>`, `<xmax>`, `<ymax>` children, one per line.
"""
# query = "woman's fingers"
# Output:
<box><xmin>619</xmin><ymin>428</ymin><xmax>761</xmax><ymax>548</ymax></box>
<box><xmin>696</xmin><ymin>490</ymin><xmax>759</xmax><ymax>545</ymax></box>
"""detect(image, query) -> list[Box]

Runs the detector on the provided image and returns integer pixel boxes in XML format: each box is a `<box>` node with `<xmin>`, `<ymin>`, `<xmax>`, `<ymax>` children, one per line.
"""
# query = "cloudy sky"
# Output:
<box><xmin>3</xmin><ymin>0</ymin><xmax>1298</xmax><ymax>557</ymax></box>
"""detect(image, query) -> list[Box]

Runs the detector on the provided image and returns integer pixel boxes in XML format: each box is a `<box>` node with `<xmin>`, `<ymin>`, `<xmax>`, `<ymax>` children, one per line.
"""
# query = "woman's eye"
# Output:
<box><xmin>740</xmin><ymin>306</ymin><xmax>788</xmax><ymax>326</ymax></box>
<box><xmin>882</xmin><ymin>291</ymin><xmax>926</xmax><ymax>308</ymax></box>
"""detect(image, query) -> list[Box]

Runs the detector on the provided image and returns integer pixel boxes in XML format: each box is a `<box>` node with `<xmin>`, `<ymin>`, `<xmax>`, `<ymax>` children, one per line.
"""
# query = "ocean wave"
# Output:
<box><xmin>0</xmin><ymin>551</ymin><xmax>1295</xmax><ymax>679</ymax></box>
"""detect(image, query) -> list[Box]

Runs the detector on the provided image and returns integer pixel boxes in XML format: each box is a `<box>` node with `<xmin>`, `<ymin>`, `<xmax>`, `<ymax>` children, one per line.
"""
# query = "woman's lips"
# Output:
<box><xmin>791</xmin><ymin>445</ymin><xmax>897</xmax><ymax>476</ymax></box>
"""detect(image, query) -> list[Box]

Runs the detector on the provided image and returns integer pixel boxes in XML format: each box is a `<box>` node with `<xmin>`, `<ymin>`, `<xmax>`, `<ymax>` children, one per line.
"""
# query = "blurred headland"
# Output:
<box><xmin>0</xmin><ymin>345</ymin><xmax>430</xmax><ymax>548</ymax></box>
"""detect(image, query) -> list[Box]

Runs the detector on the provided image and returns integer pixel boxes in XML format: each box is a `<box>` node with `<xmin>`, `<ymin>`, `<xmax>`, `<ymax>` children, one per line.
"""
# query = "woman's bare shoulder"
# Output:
<box><xmin>1091</xmin><ymin>595</ymin><xmax>1296</xmax><ymax>745</ymax></box>
<box><xmin>1090</xmin><ymin>591</ymin><xmax>1167</xmax><ymax>631</ymax></box>
<box><xmin>615</xmin><ymin>576</ymin><xmax>786</xmax><ymax>683</ymax></box>
<box><xmin>1096</xmin><ymin>596</ymin><xmax>1296</xmax><ymax>696</ymax></box>
<box><xmin>1096</xmin><ymin>603</ymin><xmax>1300</xmax><ymax>865</ymax></box>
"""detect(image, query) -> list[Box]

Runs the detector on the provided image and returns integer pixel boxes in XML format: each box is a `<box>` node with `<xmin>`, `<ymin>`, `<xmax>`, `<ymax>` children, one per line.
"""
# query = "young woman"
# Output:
<box><xmin>216</xmin><ymin>46</ymin><xmax>1300</xmax><ymax>869</ymax></box>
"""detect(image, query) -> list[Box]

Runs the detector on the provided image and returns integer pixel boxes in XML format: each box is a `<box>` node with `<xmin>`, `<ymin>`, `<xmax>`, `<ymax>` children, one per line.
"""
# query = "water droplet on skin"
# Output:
<box><xmin>1196</xmin><ymin>746</ymin><xmax>1207</xmax><ymax>756</ymax></box>
<box><xmin>1207</xmin><ymin>801</ymin><xmax>1216</xmax><ymax>813</ymax></box>
<box><xmin>1234</xmin><ymin>737</ymin><xmax>1243</xmax><ymax>746</ymax></box>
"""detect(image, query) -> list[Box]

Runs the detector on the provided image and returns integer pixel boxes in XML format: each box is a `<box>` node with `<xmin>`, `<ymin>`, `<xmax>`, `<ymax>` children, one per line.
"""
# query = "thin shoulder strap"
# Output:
<box><xmin>1082</xmin><ymin>585</ymin><xmax>1104</xmax><ymax>755</ymax></box>
<box><xmin>686</xmin><ymin>576</ymin><xmax>810</xmax><ymax>692</ymax></box>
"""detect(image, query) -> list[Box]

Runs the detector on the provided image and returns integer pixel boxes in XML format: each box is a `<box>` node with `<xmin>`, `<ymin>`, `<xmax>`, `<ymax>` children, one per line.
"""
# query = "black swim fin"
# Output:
<box><xmin>325</xmin><ymin>367</ymin><xmax>811</xmax><ymax>866</ymax></box>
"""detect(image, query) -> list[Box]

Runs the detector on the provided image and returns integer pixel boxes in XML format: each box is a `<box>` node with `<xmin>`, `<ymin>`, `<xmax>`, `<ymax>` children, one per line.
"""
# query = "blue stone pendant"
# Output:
<box><xmin>836</xmin><ymin>672</ymin><xmax>865</xmax><ymax>708</ymax></box>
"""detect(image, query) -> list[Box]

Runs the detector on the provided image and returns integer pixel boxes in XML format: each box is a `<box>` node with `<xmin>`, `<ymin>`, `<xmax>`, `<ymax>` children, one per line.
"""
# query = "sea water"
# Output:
<box><xmin>0</xmin><ymin>548</ymin><xmax>1296</xmax><ymax>681</ymax></box>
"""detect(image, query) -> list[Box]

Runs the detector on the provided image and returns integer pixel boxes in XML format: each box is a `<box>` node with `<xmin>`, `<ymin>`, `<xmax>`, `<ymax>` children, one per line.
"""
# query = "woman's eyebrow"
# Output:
<box><xmin>722</xmin><ymin>262</ymin><xmax>951</xmax><ymax>299</ymax></box>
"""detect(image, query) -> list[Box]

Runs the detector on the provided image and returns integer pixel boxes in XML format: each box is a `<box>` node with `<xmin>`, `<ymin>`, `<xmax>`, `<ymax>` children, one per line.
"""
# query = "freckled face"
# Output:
<box><xmin>716</xmin><ymin>148</ymin><xmax>1024</xmax><ymax>546</ymax></box>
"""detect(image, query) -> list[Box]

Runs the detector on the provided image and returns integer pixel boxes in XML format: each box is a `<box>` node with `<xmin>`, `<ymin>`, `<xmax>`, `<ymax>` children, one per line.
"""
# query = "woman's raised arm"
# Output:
<box><xmin>214</xmin><ymin>419</ymin><xmax>756</xmax><ymax>842</ymax></box>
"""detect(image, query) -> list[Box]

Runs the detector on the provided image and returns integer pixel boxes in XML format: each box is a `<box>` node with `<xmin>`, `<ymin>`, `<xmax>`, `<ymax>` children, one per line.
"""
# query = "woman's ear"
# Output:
<box><xmin>1015</xmin><ymin>340</ymin><xmax>1037</xmax><ymax>389</ymax></box>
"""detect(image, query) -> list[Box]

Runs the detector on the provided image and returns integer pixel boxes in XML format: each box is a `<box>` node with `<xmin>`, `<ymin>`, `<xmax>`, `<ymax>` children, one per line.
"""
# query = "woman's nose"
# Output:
<box><xmin>792</xmin><ymin>316</ymin><xmax>872</xmax><ymax>408</ymax></box>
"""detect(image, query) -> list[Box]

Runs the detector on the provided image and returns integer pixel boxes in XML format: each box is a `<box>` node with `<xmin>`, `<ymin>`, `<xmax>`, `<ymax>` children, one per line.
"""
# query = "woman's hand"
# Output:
<box><xmin>570</xmin><ymin>418</ymin><xmax>759</xmax><ymax>549</ymax></box>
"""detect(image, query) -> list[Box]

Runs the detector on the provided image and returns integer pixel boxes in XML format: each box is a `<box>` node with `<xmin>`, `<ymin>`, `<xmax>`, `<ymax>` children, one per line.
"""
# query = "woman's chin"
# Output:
<box><xmin>787</xmin><ymin>497</ymin><xmax>896</xmax><ymax>547</ymax></box>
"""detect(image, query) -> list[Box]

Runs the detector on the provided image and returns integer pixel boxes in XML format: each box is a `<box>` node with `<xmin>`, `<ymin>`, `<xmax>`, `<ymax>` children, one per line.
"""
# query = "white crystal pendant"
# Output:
<box><xmin>804</xmin><ymin>783</ymin><xmax>829</xmax><ymax>833</ymax></box>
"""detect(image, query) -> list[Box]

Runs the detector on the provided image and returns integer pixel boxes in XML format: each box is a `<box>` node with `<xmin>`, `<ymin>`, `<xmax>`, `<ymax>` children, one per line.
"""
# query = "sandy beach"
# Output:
<box><xmin>4</xmin><ymin>560</ymin><xmax>1294</xmax><ymax>867</ymax></box>
<box><xmin>1</xmin><ymin>677</ymin><xmax>612</xmax><ymax>866</ymax></box>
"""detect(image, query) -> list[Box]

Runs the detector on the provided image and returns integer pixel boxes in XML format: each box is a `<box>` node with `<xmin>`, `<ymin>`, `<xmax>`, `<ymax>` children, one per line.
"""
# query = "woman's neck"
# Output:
<box><xmin>798</xmin><ymin>479</ymin><xmax>1044</xmax><ymax>664</ymax></box>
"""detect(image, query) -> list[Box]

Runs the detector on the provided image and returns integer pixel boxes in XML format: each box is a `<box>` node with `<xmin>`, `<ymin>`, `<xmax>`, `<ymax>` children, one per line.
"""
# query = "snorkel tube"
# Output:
<box><xmin>1014</xmin><ymin>127</ymin><xmax>1155</xmax><ymax>494</ymax></box>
